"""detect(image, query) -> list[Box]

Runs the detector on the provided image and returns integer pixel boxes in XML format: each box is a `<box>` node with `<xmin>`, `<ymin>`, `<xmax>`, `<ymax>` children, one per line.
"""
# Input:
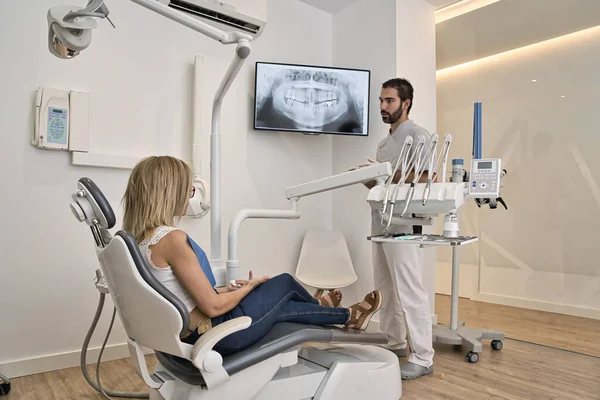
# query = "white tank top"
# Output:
<box><xmin>139</xmin><ymin>226</ymin><xmax>197</xmax><ymax>312</ymax></box>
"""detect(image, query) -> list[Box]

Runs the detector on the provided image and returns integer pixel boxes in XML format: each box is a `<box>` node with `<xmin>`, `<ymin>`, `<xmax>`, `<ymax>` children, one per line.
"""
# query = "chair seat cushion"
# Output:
<box><xmin>155</xmin><ymin>322</ymin><xmax>388</xmax><ymax>386</ymax></box>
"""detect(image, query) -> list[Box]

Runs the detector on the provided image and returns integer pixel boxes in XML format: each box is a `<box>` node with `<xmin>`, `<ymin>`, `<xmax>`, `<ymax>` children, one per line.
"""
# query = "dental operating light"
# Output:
<box><xmin>47</xmin><ymin>0</ymin><xmax>114</xmax><ymax>59</ymax></box>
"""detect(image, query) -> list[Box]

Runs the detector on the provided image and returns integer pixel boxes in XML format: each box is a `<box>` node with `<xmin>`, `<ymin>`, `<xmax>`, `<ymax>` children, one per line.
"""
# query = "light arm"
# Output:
<box><xmin>130</xmin><ymin>0</ymin><xmax>252</xmax><ymax>44</ymax></box>
<box><xmin>285</xmin><ymin>162</ymin><xmax>393</xmax><ymax>200</ymax></box>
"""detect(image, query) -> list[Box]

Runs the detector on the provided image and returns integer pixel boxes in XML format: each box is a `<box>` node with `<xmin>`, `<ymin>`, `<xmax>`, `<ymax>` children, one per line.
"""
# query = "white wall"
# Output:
<box><xmin>436</xmin><ymin>25</ymin><xmax>600</xmax><ymax>319</ymax></box>
<box><xmin>0</xmin><ymin>0</ymin><xmax>333</xmax><ymax>377</ymax></box>
<box><xmin>331</xmin><ymin>0</ymin><xmax>437</xmax><ymax>309</ymax></box>
<box><xmin>395</xmin><ymin>0</ymin><xmax>438</xmax><ymax>316</ymax></box>
<box><xmin>331</xmin><ymin>0</ymin><xmax>397</xmax><ymax>306</ymax></box>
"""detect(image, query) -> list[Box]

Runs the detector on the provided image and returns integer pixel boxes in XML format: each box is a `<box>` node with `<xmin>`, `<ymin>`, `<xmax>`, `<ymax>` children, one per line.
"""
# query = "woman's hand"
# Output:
<box><xmin>247</xmin><ymin>273</ymin><xmax>270</xmax><ymax>289</ymax></box>
<box><xmin>227</xmin><ymin>270</ymin><xmax>269</xmax><ymax>291</ymax></box>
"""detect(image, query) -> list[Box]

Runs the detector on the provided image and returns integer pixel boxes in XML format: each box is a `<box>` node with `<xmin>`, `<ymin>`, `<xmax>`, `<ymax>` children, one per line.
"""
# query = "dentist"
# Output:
<box><xmin>358</xmin><ymin>78</ymin><xmax>435</xmax><ymax>380</ymax></box>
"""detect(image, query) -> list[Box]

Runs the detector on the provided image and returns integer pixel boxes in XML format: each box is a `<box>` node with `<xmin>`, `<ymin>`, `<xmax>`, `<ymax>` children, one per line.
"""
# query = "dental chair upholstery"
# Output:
<box><xmin>70</xmin><ymin>177</ymin><xmax>402</xmax><ymax>400</ymax></box>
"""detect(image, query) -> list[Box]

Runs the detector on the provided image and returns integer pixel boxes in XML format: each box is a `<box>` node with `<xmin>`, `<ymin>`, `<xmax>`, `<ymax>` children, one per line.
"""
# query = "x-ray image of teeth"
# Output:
<box><xmin>254</xmin><ymin>63</ymin><xmax>370</xmax><ymax>135</ymax></box>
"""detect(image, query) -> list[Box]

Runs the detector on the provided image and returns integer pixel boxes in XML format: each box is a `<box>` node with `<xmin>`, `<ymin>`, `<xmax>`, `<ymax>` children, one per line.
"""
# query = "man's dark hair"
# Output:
<box><xmin>382</xmin><ymin>78</ymin><xmax>414</xmax><ymax>114</ymax></box>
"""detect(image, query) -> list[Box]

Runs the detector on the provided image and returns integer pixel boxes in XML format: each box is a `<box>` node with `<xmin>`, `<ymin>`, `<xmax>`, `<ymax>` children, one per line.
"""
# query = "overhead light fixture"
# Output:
<box><xmin>435</xmin><ymin>0</ymin><xmax>500</xmax><ymax>24</ymax></box>
<box><xmin>532</xmin><ymin>79</ymin><xmax>537</xmax><ymax>82</ymax></box>
<box><xmin>435</xmin><ymin>0</ymin><xmax>468</xmax><ymax>13</ymax></box>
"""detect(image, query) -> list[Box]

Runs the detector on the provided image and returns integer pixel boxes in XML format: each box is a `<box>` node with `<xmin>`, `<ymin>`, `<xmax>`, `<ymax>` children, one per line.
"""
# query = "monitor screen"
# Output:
<box><xmin>253</xmin><ymin>62</ymin><xmax>371</xmax><ymax>136</ymax></box>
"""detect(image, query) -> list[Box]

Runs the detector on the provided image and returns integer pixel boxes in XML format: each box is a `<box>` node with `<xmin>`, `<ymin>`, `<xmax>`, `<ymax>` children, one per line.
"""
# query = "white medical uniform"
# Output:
<box><xmin>372</xmin><ymin>119</ymin><xmax>435</xmax><ymax>368</ymax></box>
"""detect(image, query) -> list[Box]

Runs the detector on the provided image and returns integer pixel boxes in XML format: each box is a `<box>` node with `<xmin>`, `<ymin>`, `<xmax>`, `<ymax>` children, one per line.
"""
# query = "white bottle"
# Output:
<box><xmin>451</xmin><ymin>159</ymin><xmax>464</xmax><ymax>183</ymax></box>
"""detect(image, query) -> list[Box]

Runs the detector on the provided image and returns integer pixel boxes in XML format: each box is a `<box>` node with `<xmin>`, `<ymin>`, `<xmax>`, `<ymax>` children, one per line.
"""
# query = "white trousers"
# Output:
<box><xmin>372</xmin><ymin>217</ymin><xmax>435</xmax><ymax>368</ymax></box>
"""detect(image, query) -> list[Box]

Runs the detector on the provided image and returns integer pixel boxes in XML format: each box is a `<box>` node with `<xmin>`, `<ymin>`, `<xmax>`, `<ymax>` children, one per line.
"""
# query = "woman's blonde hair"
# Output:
<box><xmin>122</xmin><ymin>156</ymin><xmax>192</xmax><ymax>243</ymax></box>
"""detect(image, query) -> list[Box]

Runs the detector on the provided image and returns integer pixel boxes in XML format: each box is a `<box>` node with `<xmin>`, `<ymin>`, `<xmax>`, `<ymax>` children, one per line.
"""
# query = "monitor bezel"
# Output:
<box><xmin>252</xmin><ymin>61</ymin><xmax>371</xmax><ymax>137</ymax></box>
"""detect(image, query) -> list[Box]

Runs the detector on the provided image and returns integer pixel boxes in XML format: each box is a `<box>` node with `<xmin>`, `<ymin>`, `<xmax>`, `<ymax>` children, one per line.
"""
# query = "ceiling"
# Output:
<box><xmin>297</xmin><ymin>0</ymin><xmax>457</xmax><ymax>15</ymax></box>
<box><xmin>427</xmin><ymin>0</ymin><xmax>460</xmax><ymax>8</ymax></box>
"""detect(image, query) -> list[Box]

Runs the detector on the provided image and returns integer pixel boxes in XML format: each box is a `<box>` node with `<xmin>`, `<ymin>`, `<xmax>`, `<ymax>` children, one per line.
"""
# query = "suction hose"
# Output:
<box><xmin>80</xmin><ymin>292</ymin><xmax>149</xmax><ymax>399</ymax></box>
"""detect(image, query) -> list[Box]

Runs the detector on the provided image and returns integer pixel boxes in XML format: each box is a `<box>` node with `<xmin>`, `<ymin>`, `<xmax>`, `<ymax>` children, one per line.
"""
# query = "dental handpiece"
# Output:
<box><xmin>422</xmin><ymin>134</ymin><xmax>439</xmax><ymax>205</ymax></box>
<box><xmin>382</xmin><ymin>142</ymin><xmax>415</xmax><ymax>230</ymax></box>
<box><xmin>381</xmin><ymin>136</ymin><xmax>413</xmax><ymax>217</ymax></box>
<box><xmin>413</xmin><ymin>134</ymin><xmax>438</xmax><ymax>184</ymax></box>
<box><xmin>438</xmin><ymin>133</ymin><xmax>453</xmax><ymax>183</ymax></box>
<box><xmin>398</xmin><ymin>137</ymin><xmax>428</xmax><ymax>217</ymax></box>
<box><xmin>384</xmin><ymin>135</ymin><xmax>425</xmax><ymax>228</ymax></box>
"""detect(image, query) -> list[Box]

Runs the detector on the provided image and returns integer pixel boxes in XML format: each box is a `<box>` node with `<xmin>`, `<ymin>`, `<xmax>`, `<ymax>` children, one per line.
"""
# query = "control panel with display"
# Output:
<box><xmin>33</xmin><ymin>87</ymin><xmax>70</xmax><ymax>150</ymax></box>
<box><xmin>47</xmin><ymin>107</ymin><xmax>68</xmax><ymax>145</ymax></box>
<box><xmin>468</xmin><ymin>158</ymin><xmax>501</xmax><ymax>198</ymax></box>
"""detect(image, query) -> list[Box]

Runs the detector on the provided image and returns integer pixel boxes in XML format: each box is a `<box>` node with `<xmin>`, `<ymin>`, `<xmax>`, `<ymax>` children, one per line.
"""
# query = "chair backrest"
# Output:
<box><xmin>295</xmin><ymin>229</ymin><xmax>358</xmax><ymax>290</ymax></box>
<box><xmin>98</xmin><ymin>231</ymin><xmax>191</xmax><ymax>356</ymax></box>
<box><xmin>70</xmin><ymin>177</ymin><xmax>192</xmax><ymax>358</ymax></box>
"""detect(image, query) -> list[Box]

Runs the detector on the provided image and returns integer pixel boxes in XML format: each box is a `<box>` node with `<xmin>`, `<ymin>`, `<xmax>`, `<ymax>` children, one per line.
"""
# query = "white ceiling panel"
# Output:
<box><xmin>436</xmin><ymin>0</ymin><xmax>600</xmax><ymax>69</ymax></box>
<box><xmin>297</xmin><ymin>0</ymin><xmax>454</xmax><ymax>14</ymax></box>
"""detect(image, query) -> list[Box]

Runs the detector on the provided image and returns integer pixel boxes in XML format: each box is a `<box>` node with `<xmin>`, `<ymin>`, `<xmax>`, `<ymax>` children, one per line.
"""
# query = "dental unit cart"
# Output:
<box><xmin>367</xmin><ymin>154</ymin><xmax>506</xmax><ymax>363</ymax></box>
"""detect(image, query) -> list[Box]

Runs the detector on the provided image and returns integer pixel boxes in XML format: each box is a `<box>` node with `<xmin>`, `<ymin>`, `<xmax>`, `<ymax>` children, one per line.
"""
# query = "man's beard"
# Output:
<box><xmin>381</xmin><ymin>107</ymin><xmax>403</xmax><ymax>124</ymax></box>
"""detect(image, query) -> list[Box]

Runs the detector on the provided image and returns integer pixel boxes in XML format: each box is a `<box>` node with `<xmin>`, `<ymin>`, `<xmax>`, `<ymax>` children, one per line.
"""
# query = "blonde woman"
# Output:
<box><xmin>122</xmin><ymin>156</ymin><xmax>383</xmax><ymax>356</ymax></box>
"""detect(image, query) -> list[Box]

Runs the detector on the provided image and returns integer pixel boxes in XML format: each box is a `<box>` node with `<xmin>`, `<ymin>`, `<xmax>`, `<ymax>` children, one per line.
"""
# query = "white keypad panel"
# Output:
<box><xmin>468</xmin><ymin>158</ymin><xmax>501</xmax><ymax>198</ymax></box>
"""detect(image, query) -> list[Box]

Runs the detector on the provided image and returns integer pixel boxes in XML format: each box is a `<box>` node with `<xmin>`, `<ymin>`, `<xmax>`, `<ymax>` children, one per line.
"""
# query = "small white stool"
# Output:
<box><xmin>295</xmin><ymin>229</ymin><xmax>358</xmax><ymax>298</ymax></box>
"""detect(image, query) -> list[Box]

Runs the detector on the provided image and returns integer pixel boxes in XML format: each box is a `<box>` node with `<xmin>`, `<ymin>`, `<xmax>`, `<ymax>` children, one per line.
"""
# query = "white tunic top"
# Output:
<box><xmin>376</xmin><ymin>119</ymin><xmax>432</xmax><ymax>169</ymax></box>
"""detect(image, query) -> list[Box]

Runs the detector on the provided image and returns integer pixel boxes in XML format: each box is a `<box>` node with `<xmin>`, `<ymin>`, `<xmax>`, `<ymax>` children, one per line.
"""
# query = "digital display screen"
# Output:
<box><xmin>51</xmin><ymin>108</ymin><xmax>63</xmax><ymax>114</ymax></box>
<box><xmin>478</xmin><ymin>161</ymin><xmax>493</xmax><ymax>169</ymax></box>
<box><xmin>254</xmin><ymin>62</ymin><xmax>371</xmax><ymax>136</ymax></box>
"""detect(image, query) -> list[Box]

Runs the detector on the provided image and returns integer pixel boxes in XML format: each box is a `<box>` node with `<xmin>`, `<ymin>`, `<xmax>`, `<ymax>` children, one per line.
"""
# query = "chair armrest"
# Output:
<box><xmin>190</xmin><ymin>316</ymin><xmax>251</xmax><ymax>388</ymax></box>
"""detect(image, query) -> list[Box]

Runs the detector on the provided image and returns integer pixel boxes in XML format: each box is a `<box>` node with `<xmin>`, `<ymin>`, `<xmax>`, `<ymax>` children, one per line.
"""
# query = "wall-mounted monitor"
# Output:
<box><xmin>253</xmin><ymin>62</ymin><xmax>370</xmax><ymax>136</ymax></box>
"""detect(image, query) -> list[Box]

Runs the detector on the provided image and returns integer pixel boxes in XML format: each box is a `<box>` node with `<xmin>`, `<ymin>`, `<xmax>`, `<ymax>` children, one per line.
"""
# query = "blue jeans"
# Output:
<box><xmin>183</xmin><ymin>273</ymin><xmax>350</xmax><ymax>356</ymax></box>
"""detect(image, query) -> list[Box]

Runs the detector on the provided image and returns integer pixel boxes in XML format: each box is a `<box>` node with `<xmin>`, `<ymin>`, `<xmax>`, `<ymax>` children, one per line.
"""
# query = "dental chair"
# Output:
<box><xmin>69</xmin><ymin>177</ymin><xmax>403</xmax><ymax>400</ymax></box>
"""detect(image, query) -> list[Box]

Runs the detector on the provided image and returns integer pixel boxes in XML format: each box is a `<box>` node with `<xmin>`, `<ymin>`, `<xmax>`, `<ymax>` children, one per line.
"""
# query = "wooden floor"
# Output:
<box><xmin>6</xmin><ymin>296</ymin><xmax>600</xmax><ymax>400</ymax></box>
<box><xmin>5</xmin><ymin>356</ymin><xmax>157</xmax><ymax>400</ymax></box>
<box><xmin>435</xmin><ymin>294</ymin><xmax>600</xmax><ymax>358</ymax></box>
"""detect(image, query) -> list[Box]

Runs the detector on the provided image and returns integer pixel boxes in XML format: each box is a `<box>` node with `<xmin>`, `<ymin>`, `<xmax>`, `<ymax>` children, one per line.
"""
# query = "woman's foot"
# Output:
<box><xmin>316</xmin><ymin>290</ymin><xmax>343</xmax><ymax>308</ymax></box>
<box><xmin>345</xmin><ymin>290</ymin><xmax>383</xmax><ymax>330</ymax></box>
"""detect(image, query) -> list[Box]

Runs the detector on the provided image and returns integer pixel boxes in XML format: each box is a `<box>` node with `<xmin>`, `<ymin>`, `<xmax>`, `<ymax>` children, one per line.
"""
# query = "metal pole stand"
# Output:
<box><xmin>432</xmin><ymin>243</ymin><xmax>505</xmax><ymax>363</ymax></box>
<box><xmin>369</xmin><ymin>231</ymin><xmax>505</xmax><ymax>363</ymax></box>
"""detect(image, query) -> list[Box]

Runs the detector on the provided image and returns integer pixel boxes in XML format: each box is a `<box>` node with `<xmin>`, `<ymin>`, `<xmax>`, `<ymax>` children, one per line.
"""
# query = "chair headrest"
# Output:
<box><xmin>70</xmin><ymin>177</ymin><xmax>116</xmax><ymax>229</ymax></box>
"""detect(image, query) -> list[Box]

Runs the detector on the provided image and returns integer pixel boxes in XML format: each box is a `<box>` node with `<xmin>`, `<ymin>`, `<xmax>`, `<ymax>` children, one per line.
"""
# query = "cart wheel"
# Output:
<box><xmin>491</xmin><ymin>340</ymin><xmax>503</xmax><ymax>351</ymax></box>
<box><xmin>0</xmin><ymin>381</ymin><xmax>10</xmax><ymax>396</ymax></box>
<box><xmin>466</xmin><ymin>351</ymin><xmax>479</xmax><ymax>363</ymax></box>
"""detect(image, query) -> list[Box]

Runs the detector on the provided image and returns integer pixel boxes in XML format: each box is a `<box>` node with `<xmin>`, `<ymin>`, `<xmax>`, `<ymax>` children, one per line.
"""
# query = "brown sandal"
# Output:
<box><xmin>316</xmin><ymin>290</ymin><xmax>343</xmax><ymax>308</ymax></box>
<box><xmin>345</xmin><ymin>290</ymin><xmax>383</xmax><ymax>330</ymax></box>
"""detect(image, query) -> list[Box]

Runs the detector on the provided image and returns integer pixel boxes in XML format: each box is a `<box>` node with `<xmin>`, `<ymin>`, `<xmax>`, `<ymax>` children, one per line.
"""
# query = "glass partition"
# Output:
<box><xmin>435</xmin><ymin>2</ymin><xmax>600</xmax><ymax>356</ymax></box>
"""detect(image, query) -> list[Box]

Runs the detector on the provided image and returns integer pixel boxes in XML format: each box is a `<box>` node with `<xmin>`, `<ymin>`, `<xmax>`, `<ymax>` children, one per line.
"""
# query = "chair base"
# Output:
<box><xmin>150</xmin><ymin>344</ymin><xmax>402</xmax><ymax>400</ymax></box>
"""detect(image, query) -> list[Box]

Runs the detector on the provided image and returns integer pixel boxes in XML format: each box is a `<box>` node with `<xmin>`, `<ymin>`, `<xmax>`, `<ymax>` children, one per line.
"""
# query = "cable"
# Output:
<box><xmin>431</xmin><ymin>134</ymin><xmax>452</xmax><ymax>183</ymax></box>
<box><xmin>422</xmin><ymin>134</ymin><xmax>439</xmax><ymax>205</ymax></box>
<box><xmin>96</xmin><ymin>307</ymin><xmax>118</xmax><ymax>399</ymax></box>
<box><xmin>80</xmin><ymin>293</ymin><xmax>149</xmax><ymax>399</ymax></box>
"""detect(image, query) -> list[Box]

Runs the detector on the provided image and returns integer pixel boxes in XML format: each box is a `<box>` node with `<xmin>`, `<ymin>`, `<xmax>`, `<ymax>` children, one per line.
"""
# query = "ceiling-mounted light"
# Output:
<box><xmin>435</xmin><ymin>0</ymin><xmax>500</xmax><ymax>24</ymax></box>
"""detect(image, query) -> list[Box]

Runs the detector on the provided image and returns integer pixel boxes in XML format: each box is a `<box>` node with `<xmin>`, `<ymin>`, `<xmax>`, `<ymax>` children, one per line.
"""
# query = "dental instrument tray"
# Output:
<box><xmin>367</xmin><ymin>233</ymin><xmax>478</xmax><ymax>247</ymax></box>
